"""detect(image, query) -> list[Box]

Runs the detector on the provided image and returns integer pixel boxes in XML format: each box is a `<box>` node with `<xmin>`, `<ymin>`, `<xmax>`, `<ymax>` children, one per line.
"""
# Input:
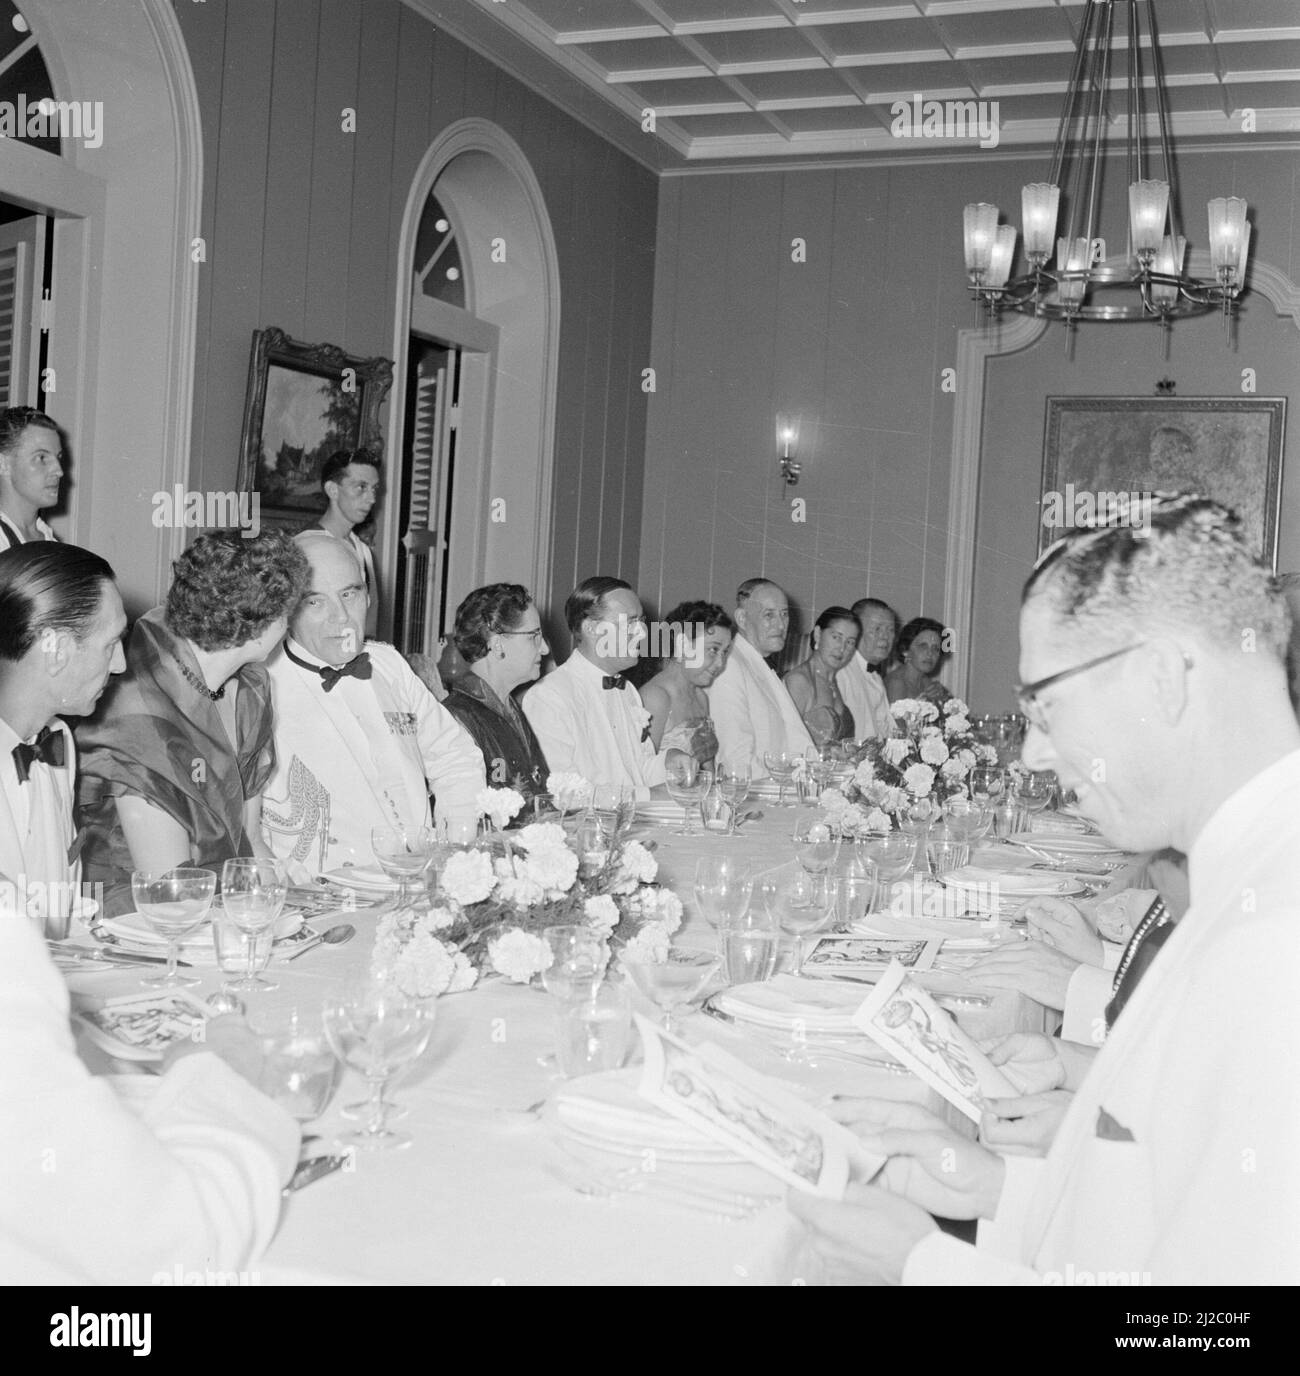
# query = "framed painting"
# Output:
<box><xmin>1040</xmin><ymin>396</ymin><xmax>1287</xmax><ymax>565</ymax></box>
<box><xmin>237</xmin><ymin>327</ymin><xmax>394</xmax><ymax>531</ymax></box>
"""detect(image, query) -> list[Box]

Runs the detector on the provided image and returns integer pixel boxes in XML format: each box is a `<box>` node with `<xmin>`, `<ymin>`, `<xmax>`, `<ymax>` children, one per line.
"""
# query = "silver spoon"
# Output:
<box><xmin>284</xmin><ymin>922</ymin><xmax>356</xmax><ymax>961</ymax></box>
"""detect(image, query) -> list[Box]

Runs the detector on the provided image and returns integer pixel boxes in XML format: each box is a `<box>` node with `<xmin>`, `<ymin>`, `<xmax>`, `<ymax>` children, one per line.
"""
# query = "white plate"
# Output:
<box><xmin>940</xmin><ymin>867</ymin><xmax>1087</xmax><ymax>897</ymax></box>
<box><xmin>321</xmin><ymin>865</ymin><xmax>400</xmax><ymax>893</ymax></box>
<box><xmin>1007</xmin><ymin>831</ymin><xmax>1125</xmax><ymax>855</ymax></box>
<box><xmin>708</xmin><ymin>976</ymin><xmax>867</xmax><ymax>1034</ymax></box>
<box><xmin>544</xmin><ymin>1069</ymin><xmax>745</xmax><ymax>1163</ymax></box>
<box><xmin>72</xmin><ymin>988</ymin><xmax>214</xmax><ymax>1062</ymax></box>
<box><xmin>636</xmin><ymin>801</ymin><xmax>689</xmax><ymax>824</ymax></box>
<box><xmin>101</xmin><ymin>909</ymin><xmax>303</xmax><ymax>950</ymax></box>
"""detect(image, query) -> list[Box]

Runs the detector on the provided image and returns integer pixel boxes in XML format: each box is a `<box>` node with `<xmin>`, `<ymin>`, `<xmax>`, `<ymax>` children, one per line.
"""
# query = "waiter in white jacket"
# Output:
<box><xmin>524</xmin><ymin>576</ymin><xmax>680</xmax><ymax>800</ymax></box>
<box><xmin>790</xmin><ymin>494</ymin><xmax>1300</xmax><ymax>1285</ymax></box>
<box><xmin>262</xmin><ymin>532</ymin><xmax>484</xmax><ymax>878</ymax></box>
<box><xmin>709</xmin><ymin>578</ymin><xmax>813</xmax><ymax>777</ymax></box>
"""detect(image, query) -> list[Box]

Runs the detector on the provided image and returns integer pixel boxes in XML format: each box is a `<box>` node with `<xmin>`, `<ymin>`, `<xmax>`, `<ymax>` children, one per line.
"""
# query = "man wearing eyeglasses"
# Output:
<box><xmin>523</xmin><ymin>576</ymin><xmax>672</xmax><ymax>800</ymax></box>
<box><xmin>791</xmin><ymin>494</ymin><xmax>1300</xmax><ymax>1284</ymax></box>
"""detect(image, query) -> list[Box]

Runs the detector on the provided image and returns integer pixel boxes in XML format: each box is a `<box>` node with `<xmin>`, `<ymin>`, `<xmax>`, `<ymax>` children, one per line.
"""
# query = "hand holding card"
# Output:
<box><xmin>851</xmin><ymin>961</ymin><xmax>1017</xmax><ymax>1122</ymax></box>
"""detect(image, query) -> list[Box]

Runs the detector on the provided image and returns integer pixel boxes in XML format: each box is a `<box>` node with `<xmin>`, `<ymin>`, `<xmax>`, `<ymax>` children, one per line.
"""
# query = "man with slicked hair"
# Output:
<box><xmin>791</xmin><ymin>495</ymin><xmax>1300</xmax><ymax>1285</ymax></box>
<box><xmin>709</xmin><ymin>577</ymin><xmax>813</xmax><ymax>776</ymax></box>
<box><xmin>836</xmin><ymin>597</ymin><xmax>897</xmax><ymax>741</ymax></box>
<box><xmin>523</xmin><ymin>575</ymin><xmax>670</xmax><ymax>798</ymax></box>
<box><xmin>0</xmin><ymin>407</ymin><xmax>63</xmax><ymax>548</ymax></box>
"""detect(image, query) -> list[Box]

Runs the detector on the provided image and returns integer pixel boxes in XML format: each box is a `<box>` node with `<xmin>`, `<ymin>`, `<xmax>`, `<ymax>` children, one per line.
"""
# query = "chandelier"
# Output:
<box><xmin>962</xmin><ymin>0</ymin><xmax>1250</xmax><ymax>334</ymax></box>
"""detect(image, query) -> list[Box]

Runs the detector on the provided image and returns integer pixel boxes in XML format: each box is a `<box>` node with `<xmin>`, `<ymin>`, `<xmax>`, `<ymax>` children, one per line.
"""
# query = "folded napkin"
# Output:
<box><xmin>712</xmin><ymin>975</ymin><xmax>866</xmax><ymax>1033</ymax></box>
<box><xmin>549</xmin><ymin>1069</ymin><xmax>743</xmax><ymax>1159</ymax></box>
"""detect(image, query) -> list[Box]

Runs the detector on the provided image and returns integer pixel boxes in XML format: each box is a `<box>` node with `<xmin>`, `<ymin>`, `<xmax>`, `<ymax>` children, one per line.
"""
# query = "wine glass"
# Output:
<box><xmin>759</xmin><ymin>870</ymin><xmax>835</xmax><ymax>976</ymax></box>
<box><xmin>715</xmin><ymin>761</ymin><xmax>751</xmax><ymax>836</ymax></box>
<box><xmin>541</xmin><ymin>925</ymin><xmax>606</xmax><ymax>1002</ymax></box>
<box><xmin>692</xmin><ymin>856</ymin><xmax>752</xmax><ymax>929</ymax></box>
<box><xmin>322</xmin><ymin>979</ymin><xmax>435</xmax><ymax>1152</ymax></box>
<box><xmin>858</xmin><ymin>831</ymin><xmax>915</xmax><ymax>909</ymax></box>
<box><xmin>969</xmin><ymin>766</ymin><xmax>1005</xmax><ymax>808</ymax></box>
<box><xmin>219</xmin><ymin>857</ymin><xmax>287</xmax><ymax>993</ymax></box>
<box><xmin>833</xmin><ymin>854</ymin><xmax>878</xmax><ymax>927</ymax></box>
<box><xmin>130</xmin><ymin>868</ymin><xmax>216</xmax><ymax>988</ymax></box>
<box><xmin>253</xmin><ymin>1005</ymin><xmax>342</xmax><ymax>1122</ymax></box>
<box><xmin>793</xmin><ymin>817</ymin><xmax>840</xmax><ymax>876</ymax></box>
<box><xmin>373</xmin><ymin>824</ymin><xmax>437</xmax><ymax>915</ymax></box>
<box><xmin>1015</xmin><ymin>769</ymin><xmax>1057</xmax><ymax>815</ymax></box>
<box><xmin>591</xmin><ymin>783</ymin><xmax>626</xmax><ymax>840</ymax></box>
<box><xmin>718</xmin><ymin>907</ymin><xmax>781</xmax><ymax>985</ymax></box>
<box><xmin>763</xmin><ymin>750</ymin><xmax>800</xmax><ymax>807</ymax></box>
<box><xmin>664</xmin><ymin>754</ymin><xmax>705</xmax><ymax>835</ymax></box>
<box><xmin>621</xmin><ymin>950</ymin><xmax>721</xmax><ymax>1034</ymax></box>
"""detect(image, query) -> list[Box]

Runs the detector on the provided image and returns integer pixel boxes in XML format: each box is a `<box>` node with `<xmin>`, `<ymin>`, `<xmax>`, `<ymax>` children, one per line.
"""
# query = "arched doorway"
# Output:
<box><xmin>4</xmin><ymin>0</ymin><xmax>201</xmax><ymax>610</ymax></box>
<box><xmin>384</xmin><ymin>119</ymin><xmax>560</xmax><ymax>652</ymax></box>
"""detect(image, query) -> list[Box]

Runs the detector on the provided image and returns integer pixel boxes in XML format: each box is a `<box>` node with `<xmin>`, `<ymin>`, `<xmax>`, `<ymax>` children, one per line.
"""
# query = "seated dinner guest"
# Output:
<box><xmin>0</xmin><ymin>543</ymin><xmax>125</xmax><ymax>924</ymax></box>
<box><xmin>640</xmin><ymin>600</ymin><xmax>733</xmax><ymax>765</ymax></box>
<box><xmin>784</xmin><ymin>606</ymin><xmax>859</xmax><ymax>747</ymax></box>
<box><xmin>523</xmin><ymin>576</ymin><xmax>673</xmax><ymax>799</ymax></box>
<box><xmin>884</xmin><ymin>616</ymin><xmax>950</xmax><ymax>706</ymax></box>
<box><xmin>77</xmin><ymin>531</ymin><xmax>308</xmax><ymax>917</ymax></box>
<box><xmin>262</xmin><ymin>532</ymin><xmax>484</xmax><ymax>877</ymax></box>
<box><xmin>441</xmin><ymin>583</ymin><xmax>550</xmax><ymax>801</ymax></box>
<box><xmin>837</xmin><ymin>597</ymin><xmax>897</xmax><ymax>740</ymax></box>
<box><xmin>1</xmin><ymin>901</ymin><xmax>298</xmax><ymax>1282</ymax></box>
<box><xmin>709</xmin><ymin>578</ymin><xmax>814</xmax><ymax>776</ymax></box>
<box><xmin>0</xmin><ymin>406</ymin><xmax>64</xmax><ymax>548</ymax></box>
<box><xmin>791</xmin><ymin>494</ymin><xmax>1300</xmax><ymax>1285</ymax></box>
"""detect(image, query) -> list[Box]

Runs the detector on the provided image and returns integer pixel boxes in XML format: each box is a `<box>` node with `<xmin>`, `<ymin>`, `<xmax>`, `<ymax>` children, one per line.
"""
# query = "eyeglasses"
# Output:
<box><xmin>1015</xmin><ymin>642</ymin><xmax>1147</xmax><ymax>732</ymax></box>
<box><xmin>496</xmin><ymin>628</ymin><xmax>544</xmax><ymax>643</ymax></box>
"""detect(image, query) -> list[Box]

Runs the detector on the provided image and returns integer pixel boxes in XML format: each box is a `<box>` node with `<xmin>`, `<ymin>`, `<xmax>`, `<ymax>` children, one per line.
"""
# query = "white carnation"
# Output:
<box><xmin>618</xmin><ymin>840</ymin><xmax>658</xmax><ymax>884</ymax></box>
<box><xmin>488</xmin><ymin>928</ymin><xmax>552</xmax><ymax>983</ymax></box>
<box><xmin>852</xmin><ymin>760</ymin><xmax>876</xmax><ymax>790</ymax></box>
<box><xmin>584</xmin><ymin>894</ymin><xmax>620</xmax><ymax>936</ymax></box>
<box><xmin>902</xmin><ymin>762</ymin><xmax>936</xmax><ymax>797</ymax></box>
<box><xmin>523</xmin><ymin>845</ymin><xmax>579</xmax><ymax>896</ymax></box>
<box><xmin>945</xmin><ymin>714</ymin><xmax>971</xmax><ymax>737</ymax></box>
<box><xmin>620</xmin><ymin>923</ymin><xmax>671</xmax><ymax>964</ymax></box>
<box><xmin>439</xmin><ymin>849</ymin><xmax>496</xmax><ymax>906</ymax></box>
<box><xmin>819</xmin><ymin>786</ymin><xmax>849</xmax><ymax>815</ymax></box>
<box><xmin>863</xmin><ymin>807</ymin><xmax>892</xmax><ymax>833</ymax></box>
<box><xmin>942</xmin><ymin>698</ymin><xmax>969</xmax><ymax>718</ymax></box>
<box><xmin>882</xmin><ymin>736</ymin><xmax>912</xmax><ymax>767</ymax></box>
<box><xmin>547</xmin><ymin>772</ymin><xmax>593</xmax><ymax>813</ymax></box>
<box><xmin>375</xmin><ymin>928</ymin><xmax>458</xmax><ymax>1000</ymax></box>
<box><xmin>516</xmin><ymin>822</ymin><xmax>569</xmax><ymax>853</ymax></box>
<box><xmin>920</xmin><ymin>735</ymin><xmax>950</xmax><ymax>766</ymax></box>
<box><xmin>477</xmin><ymin>786</ymin><xmax>525</xmax><ymax>829</ymax></box>
<box><xmin>940</xmin><ymin>757</ymin><xmax>967</xmax><ymax>781</ymax></box>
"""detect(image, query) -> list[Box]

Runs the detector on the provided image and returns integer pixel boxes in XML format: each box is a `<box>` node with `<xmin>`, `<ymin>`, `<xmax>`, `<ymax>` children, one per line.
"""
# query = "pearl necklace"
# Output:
<box><xmin>171</xmin><ymin>652</ymin><xmax>225</xmax><ymax>701</ymax></box>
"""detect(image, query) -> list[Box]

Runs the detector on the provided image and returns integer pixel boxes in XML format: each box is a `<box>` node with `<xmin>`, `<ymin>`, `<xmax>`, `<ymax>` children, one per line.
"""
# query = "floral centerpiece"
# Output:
<box><xmin>819</xmin><ymin>697</ymin><xmax>998</xmax><ymax>834</ymax></box>
<box><xmin>371</xmin><ymin>779</ymin><xmax>683</xmax><ymax>998</ymax></box>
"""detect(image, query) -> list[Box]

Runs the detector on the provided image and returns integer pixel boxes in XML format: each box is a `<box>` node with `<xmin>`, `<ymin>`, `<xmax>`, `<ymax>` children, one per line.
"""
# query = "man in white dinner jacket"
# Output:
<box><xmin>0</xmin><ymin>543</ymin><xmax>299</xmax><ymax>1283</ymax></box>
<box><xmin>836</xmin><ymin>597</ymin><xmax>898</xmax><ymax>741</ymax></box>
<box><xmin>708</xmin><ymin>578</ymin><xmax>814</xmax><ymax>776</ymax></box>
<box><xmin>523</xmin><ymin>575</ymin><xmax>670</xmax><ymax>800</ymax></box>
<box><xmin>791</xmin><ymin>494</ymin><xmax>1300</xmax><ymax>1284</ymax></box>
<box><xmin>262</xmin><ymin>532</ymin><xmax>484</xmax><ymax>878</ymax></box>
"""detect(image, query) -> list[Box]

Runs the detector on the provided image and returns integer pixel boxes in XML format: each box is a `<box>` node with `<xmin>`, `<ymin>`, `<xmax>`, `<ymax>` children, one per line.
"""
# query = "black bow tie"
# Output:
<box><xmin>602</xmin><ymin>675</ymin><xmax>627</xmax><ymax>691</ymax></box>
<box><xmin>284</xmin><ymin>644</ymin><xmax>373</xmax><ymax>692</ymax></box>
<box><xmin>12</xmin><ymin>725</ymin><xmax>65</xmax><ymax>783</ymax></box>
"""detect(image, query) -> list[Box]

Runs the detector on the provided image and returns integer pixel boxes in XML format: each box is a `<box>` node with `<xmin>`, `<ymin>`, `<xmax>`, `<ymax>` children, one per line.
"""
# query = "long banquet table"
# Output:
<box><xmin>71</xmin><ymin>796</ymin><xmax>1124</xmax><ymax>1286</ymax></box>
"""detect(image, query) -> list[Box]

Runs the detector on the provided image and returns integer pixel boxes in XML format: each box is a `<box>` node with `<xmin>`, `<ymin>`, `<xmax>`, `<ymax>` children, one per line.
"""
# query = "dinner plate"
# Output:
<box><xmin>708</xmin><ymin>975</ymin><xmax>867</xmax><ymax>1034</ymax></box>
<box><xmin>321</xmin><ymin>865</ymin><xmax>401</xmax><ymax>892</ymax></box>
<box><xmin>101</xmin><ymin>909</ymin><xmax>303</xmax><ymax>949</ymax></box>
<box><xmin>72</xmin><ymin>988</ymin><xmax>214</xmax><ymax>1062</ymax></box>
<box><xmin>940</xmin><ymin>867</ymin><xmax>1088</xmax><ymax>897</ymax></box>
<box><xmin>636</xmin><ymin>801</ymin><xmax>689</xmax><ymax>825</ymax></box>
<box><xmin>544</xmin><ymin>1069</ymin><xmax>745</xmax><ymax>1163</ymax></box>
<box><xmin>1007</xmin><ymin>830</ymin><xmax>1125</xmax><ymax>855</ymax></box>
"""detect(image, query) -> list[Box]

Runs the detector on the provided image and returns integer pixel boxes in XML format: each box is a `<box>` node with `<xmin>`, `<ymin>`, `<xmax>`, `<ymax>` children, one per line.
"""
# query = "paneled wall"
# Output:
<box><xmin>172</xmin><ymin>0</ymin><xmax>657</xmax><ymax>630</ymax></box>
<box><xmin>643</xmin><ymin>147</ymin><xmax>1300</xmax><ymax>706</ymax></box>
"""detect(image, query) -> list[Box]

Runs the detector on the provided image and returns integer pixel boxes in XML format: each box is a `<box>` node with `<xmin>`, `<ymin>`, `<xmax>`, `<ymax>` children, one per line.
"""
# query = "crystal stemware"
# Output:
<box><xmin>130</xmin><ymin>867</ymin><xmax>216</xmax><ymax>988</ymax></box>
<box><xmin>969</xmin><ymin>765</ymin><xmax>1005</xmax><ymax>808</ymax></box>
<box><xmin>760</xmin><ymin>870</ymin><xmax>835</xmax><ymax>976</ymax></box>
<box><xmin>762</xmin><ymin>751</ymin><xmax>800</xmax><ymax>807</ymax></box>
<box><xmin>219</xmin><ymin>857</ymin><xmax>287</xmax><ymax>993</ymax></box>
<box><xmin>621</xmin><ymin>950</ymin><xmax>722</xmax><ymax>1034</ymax></box>
<box><xmin>253</xmin><ymin>1005</ymin><xmax>342</xmax><ymax>1122</ymax></box>
<box><xmin>541</xmin><ymin>925</ymin><xmax>606</xmax><ymax>1002</ymax></box>
<box><xmin>664</xmin><ymin>754</ymin><xmax>706</xmax><ymax>835</ymax></box>
<box><xmin>692</xmin><ymin>855</ymin><xmax>752</xmax><ymax>929</ymax></box>
<box><xmin>373</xmin><ymin>824</ymin><xmax>436</xmax><ymax>915</ymax></box>
<box><xmin>793</xmin><ymin>817</ymin><xmax>840</xmax><ymax>876</ymax></box>
<box><xmin>715</xmin><ymin>761</ymin><xmax>752</xmax><ymax>836</ymax></box>
<box><xmin>718</xmin><ymin>906</ymin><xmax>781</xmax><ymax>984</ymax></box>
<box><xmin>323</xmin><ymin>979</ymin><xmax>435</xmax><ymax>1152</ymax></box>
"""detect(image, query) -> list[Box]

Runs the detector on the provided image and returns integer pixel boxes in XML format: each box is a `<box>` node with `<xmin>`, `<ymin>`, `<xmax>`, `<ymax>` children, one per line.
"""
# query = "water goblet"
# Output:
<box><xmin>763</xmin><ymin>751</ymin><xmax>800</xmax><ymax>807</ymax></box>
<box><xmin>554</xmin><ymin>981</ymin><xmax>632</xmax><ymax>1078</ymax></box>
<box><xmin>322</xmin><ymin>979</ymin><xmax>435</xmax><ymax>1152</ymax></box>
<box><xmin>621</xmin><ymin>950</ymin><xmax>722</xmax><ymax>1034</ymax></box>
<box><xmin>760</xmin><ymin>870</ymin><xmax>835</xmax><ymax>976</ymax></box>
<box><xmin>969</xmin><ymin>766</ymin><xmax>1005</xmax><ymax>808</ymax></box>
<box><xmin>793</xmin><ymin>817</ymin><xmax>840</xmax><ymax>876</ymax></box>
<box><xmin>130</xmin><ymin>868</ymin><xmax>216</xmax><ymax>988</ymax></box>
<box><xmin>664</xmin><ymin>754</ymin><xmax>705</xmax><ymax>835</ymax></box>
<box><xmin>541</xmin><ymin>925</ymin><xmax>606</xmax><ymax>1003</ymax></box>
<box><xmin>832</xmin><ymin>856</ymin><xmax>878</xmax><ymax>927</ymax></box>
<box><xmin>1015</xmin><ymin>769</ymin><xmax>1057</xmax><ymax>815</ymax></box>
<box><xmin>715</xmin><ymin>761</ymin><xmax>751</xmax><ymax>836</ymax></box>
<box><xmin>692</xmin><ymin>856</ymin><xmax>752</xmax><ymax>929</ymax></box>
<box><xmin>218</xmin><ymin>857</ymin><xmax>287</xmax><ymax>993</ymax></box>
<box><xmin>858</xmin><ymin>830</ymin><xmax>916</xmax><ymax>908</ymax></box>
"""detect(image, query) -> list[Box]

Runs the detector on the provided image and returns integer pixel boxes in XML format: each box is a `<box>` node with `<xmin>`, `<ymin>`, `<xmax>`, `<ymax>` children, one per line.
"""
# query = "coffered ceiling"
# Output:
<box><xmin>414</xmin><ymin>0</ymin><xmax>1300</xmax><ymax>171</ymax></box>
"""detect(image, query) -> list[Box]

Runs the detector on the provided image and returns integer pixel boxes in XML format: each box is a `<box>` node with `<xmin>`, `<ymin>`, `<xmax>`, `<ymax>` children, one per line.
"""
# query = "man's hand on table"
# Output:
<box><xmin>981</xmin><ymin>1090</ymin><xmax>1073</xmax><ymax>1157</ymax></box>
<box><xmin>1022</xmin><ymin>895</ymin><xmax>1105</xmax><ymax>965</ymax></box>
<box><xmin>964</xmin><ymin>939</ymin><xmax>1081</xmax><ymax>1010</ymax></box>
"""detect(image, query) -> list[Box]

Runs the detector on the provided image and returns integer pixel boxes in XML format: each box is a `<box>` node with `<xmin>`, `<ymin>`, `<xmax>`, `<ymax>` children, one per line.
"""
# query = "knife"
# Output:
<box><xmin>283</xmin><ymin>1153</ymin><xmax>350</xmax><ymax>1195</ymax></box>
<box><xmin>50</xmin><ymin>942</ymin><xmax>191</xmax><ymax>968</ymax></box>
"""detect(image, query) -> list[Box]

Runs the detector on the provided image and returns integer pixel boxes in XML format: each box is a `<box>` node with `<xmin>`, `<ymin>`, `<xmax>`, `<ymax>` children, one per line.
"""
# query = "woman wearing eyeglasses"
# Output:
<box><xmin>442</xmin><ymin>583</ymin><xmax>551</xmax><ymax>803</ymax></box>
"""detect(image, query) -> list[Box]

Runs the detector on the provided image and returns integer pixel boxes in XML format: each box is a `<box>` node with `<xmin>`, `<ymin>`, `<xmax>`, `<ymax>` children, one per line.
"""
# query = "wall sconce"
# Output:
<box><xmin>776</xmin><ymin>412</ymin><xmax>801</xmax><ymax>485</ymax></box>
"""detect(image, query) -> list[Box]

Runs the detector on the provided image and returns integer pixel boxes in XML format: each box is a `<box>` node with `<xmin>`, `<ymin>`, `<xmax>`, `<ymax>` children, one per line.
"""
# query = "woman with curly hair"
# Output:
<box><xmin>640</xmin><ymin>601</ymin><xmax>733</xmax><ymax>765</ymax></box>
<box><xmin>441</xmin><ymin>583</ymin><xmax>551</xmax><ymax>801</ymax></box>
<box><xmin>76</xmin><ymin>530</ymin><xmax>310</xmax><ymax>914</ymax></box>
<box><xmin>884</xmin><ymin>616</ymin><xmax>950</xmax><ymax>707</ymax></box>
